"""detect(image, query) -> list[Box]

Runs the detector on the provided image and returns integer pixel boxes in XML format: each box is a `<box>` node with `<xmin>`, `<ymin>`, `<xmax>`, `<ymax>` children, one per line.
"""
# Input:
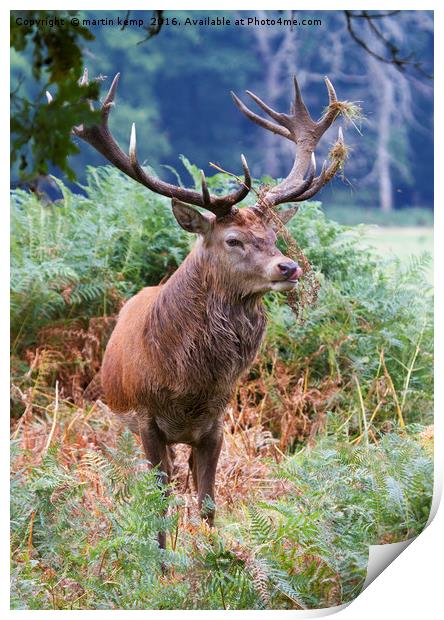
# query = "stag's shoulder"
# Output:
<box><xmin>111</xmin><ymin>285</ymin><xmax>162</xmax><ymax>347</ymax></box>
<box><xmin>119</xmin><ymin>285</ymin><xmax>161</xmax><ymax>319</ymax></box>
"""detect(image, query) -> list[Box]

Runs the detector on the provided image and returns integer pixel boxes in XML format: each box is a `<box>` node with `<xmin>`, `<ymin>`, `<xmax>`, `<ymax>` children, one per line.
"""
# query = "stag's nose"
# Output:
<box><xmin>278</xmin><ymin>260</ymin><xmax>302</xmax><ymax>281</ymax></box>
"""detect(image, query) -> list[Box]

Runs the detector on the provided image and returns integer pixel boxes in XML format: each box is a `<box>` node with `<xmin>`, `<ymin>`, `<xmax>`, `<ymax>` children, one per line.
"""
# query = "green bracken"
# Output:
<box><xmin>10</xmin><ymin>165</ymin><xmax>434</xmax><ymax>609</ymax></box>
<box><xmin>11</xmin><ymin>429</ymin><xmax>433</xmax><ymax>609</ymax></box>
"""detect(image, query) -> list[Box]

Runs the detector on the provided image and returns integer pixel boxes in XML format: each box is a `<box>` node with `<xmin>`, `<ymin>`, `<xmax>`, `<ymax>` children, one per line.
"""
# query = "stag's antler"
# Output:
<box><xmin>69</xmin><ymin>69</ymin><xmax>251</xmax><ymax>219</ymax></box>
<box><xmin>231</xmin><ymin>75</ymin><xmax>345</xmax><ymax>212</ymax></box>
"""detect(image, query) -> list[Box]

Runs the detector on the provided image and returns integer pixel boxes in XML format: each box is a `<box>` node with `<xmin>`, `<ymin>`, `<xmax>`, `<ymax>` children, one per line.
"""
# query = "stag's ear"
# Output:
<box><xmin>274</xmin><ymin>206</ymin><xmax>299</xmax><ymax>227</ymax></box>
<box><xmin>172</xmin><ymin>200</ymin><xmax>213</xmax><ymax>234</ymax></box>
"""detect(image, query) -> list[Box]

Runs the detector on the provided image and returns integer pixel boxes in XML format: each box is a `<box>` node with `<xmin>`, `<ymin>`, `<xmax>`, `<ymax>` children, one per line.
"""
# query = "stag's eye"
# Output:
<box><xmin>226</xmin><ymin>238</ymin><xmax>244</xmax><ymax>249</ymax></box>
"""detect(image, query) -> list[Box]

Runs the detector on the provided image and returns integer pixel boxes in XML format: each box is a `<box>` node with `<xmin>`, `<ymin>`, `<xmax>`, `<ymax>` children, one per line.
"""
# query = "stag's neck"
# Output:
<box><xmin>156</xmin><ymin>248</ymin><xmax>264</xmax><ymax>320</ymax></box>
<box><xmin>145</xmin><ymin>249</ymin><xmax>266</xmax><ymax>393</ymax></box>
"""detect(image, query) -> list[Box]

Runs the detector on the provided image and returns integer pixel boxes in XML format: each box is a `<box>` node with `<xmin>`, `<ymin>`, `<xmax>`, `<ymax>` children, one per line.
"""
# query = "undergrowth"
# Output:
<box><xmin>11</xmin><ymin>166</ymin><xmax>433</xmax><ymax>439</ymax></box>
<box><xmin>10</xmin><ymin>165</ymin><xmax>434</xmax><ymax>609</ymax></box>
<box><xmin>10</xmin><ymin>424</ymin><xmax>433</xmax><ymax>610</ymax></box>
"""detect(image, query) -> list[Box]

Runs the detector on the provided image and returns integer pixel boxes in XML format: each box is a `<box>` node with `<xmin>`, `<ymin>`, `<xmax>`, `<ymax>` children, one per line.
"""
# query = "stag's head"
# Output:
<box><xmin>67</xmin><ymin>69</ymin><xmax>346</xmax><ymax>296</ymax></box>
<box><xmin>171</xmin><ymin>203</ymin><xmax>302</xmax><ymax>294</ymax></box>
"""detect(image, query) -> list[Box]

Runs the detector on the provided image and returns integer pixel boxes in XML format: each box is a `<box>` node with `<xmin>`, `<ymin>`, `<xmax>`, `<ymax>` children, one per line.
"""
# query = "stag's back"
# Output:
<box><xmin>101</xmin><ymin>285</ymin><xmax>161</xmax><ymax>413</ymax></box>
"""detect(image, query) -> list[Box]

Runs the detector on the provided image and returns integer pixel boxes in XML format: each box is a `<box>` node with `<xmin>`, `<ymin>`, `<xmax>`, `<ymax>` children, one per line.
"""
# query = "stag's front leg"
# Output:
<box><xmin>193</xmin><ymin>428</ymin><xmax>223</xmax><ymax>526</ymax></box>
<box><xmin>139</xmin><ymin>419</ymin><xmax>172</xmax><ymax>550</ymax></box>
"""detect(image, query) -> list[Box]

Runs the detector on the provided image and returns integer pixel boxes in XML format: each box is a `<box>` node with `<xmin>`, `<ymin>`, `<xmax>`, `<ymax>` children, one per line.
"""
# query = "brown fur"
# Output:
<box><xmin>73</xmin><ymin>69</ymin><xmax>341</xmax><ymax>553</ymax></box>
<box><xmin>101</xmin><ymin>207</ymin><xmax>300</xmax><ymax>544</ymax></box>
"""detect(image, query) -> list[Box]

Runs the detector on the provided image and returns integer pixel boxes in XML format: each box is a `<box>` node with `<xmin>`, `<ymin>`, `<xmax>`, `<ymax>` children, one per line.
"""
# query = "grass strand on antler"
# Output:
<box><xmin>324</xmin><ymin>98</ymin><xmax>364</xmax><ymax>135</ymax></box>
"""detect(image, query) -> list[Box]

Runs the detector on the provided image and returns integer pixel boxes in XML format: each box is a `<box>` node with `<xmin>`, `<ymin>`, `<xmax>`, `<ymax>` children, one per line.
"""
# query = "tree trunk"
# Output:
<box><xmin>370</xmin><ymin>58</ymin><xmax>395</xmax><ymax>212</ymax></box>
<box><xmin>250</xmin><ymin>14</ymin><xmax>299</xmax><ymax>177</ymax></box>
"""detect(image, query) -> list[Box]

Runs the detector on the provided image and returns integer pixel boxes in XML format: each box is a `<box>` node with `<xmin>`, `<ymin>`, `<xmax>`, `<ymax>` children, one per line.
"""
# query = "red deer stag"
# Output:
<box><xmin>72</xmin><ymin>69</ymin><xmax>345</xmax><ymax>548</ymax></box>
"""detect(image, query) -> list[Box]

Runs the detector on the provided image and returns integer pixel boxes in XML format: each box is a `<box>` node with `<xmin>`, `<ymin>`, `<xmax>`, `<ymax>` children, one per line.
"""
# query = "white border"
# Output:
<box><xmin>4</xmin><ymin>2</ymin><xmax>442</xmax><ymax>618</ymax></box>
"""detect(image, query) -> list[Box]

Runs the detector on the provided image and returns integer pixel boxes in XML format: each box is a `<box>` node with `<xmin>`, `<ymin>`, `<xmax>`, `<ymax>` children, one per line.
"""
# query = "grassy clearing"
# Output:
<box><xmin>360</xmin><ymin>227</ymin><xmax>433</xmax><ymax>284</ymax></box>
<box><xmin>10</xmin><ymin>167</ymin><xmax>434</xmax><ymax>609</ymax></box>
<box><xmin>325</xmin><ymin>205</ymin><xmax>433</xmax><ymax>228</ymax></box>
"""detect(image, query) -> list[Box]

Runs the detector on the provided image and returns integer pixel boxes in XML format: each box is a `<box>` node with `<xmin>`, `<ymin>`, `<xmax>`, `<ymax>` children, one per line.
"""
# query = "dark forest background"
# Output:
<box><xmin>11</xmin><ymin>9</ymin><xmax>433</xmax><ymax>214</ymax></box>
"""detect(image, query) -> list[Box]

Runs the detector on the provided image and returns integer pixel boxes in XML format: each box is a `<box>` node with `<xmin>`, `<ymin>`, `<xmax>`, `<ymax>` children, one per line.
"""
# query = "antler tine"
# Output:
<box><xmin>295</xmin><ymin>152</ymin><xmax>317</xmax><ymax>195</ymax></box>
<box><xmin>318</xmin><ymin>74</ymin><xmax>342</xmax><ymax>133</ymax></box>
<box><xmin>240</xmin><ymin>153</ymin><xmax>249</xmax><ymax>176</ymax></box>
<box><xmin>233</xmin><ymin>73</ymin><xmax>346</xmax><ymax>209</ymax></box>
<box><xmin>231</xmin><ymin>91</ymin><xmax>292</xmax><ymax>141</ymax></box>
<box><xmin>211</xmin><ymin>154</ymin><xmax>252</xmax><ymax>215</ymax></box>
<box><xmin>324</xmin><ymin>76</ymin><xmax>337</xmax><ymax>105</ymax></box>
<box><xmin>266</xmin><ymin>152</ymin><xmax>317</xmax><ymax>207</ymax></box>
<box><xmin>245</xmin><ymin>90</ymin><xmax>287</xmax><ymax>124</ymax></box>
<box><xmin>72</xmin><ymin>70</ymin><xmax>251</xmax><ymax>219</ymax></box>
<box><xmin>129</xmin><ymin>123</ymin><xmax>208</xmax><ymax>209</ymax></box>
<box><xmin>235</xmin><ymin>154</ymin><xmax>252</xmax><ymax>197</ymax></box>
<box><xmin>239</xmin><ymin>154</ymin><xmax>252</xmax><ymax>195</ymax></box>
<box><xmin>129</xmin><ymin>122</ymin><xmax>137</xmax><ymax>166</ymax></box>
<box><xmin>293</xmin><ymin>160</ymin><xmax>328</xmax><ymax>202</ymax></box>
<box><xmin>294</xmin><ymin>126</ymin><xmax>346</xmax><ymax>202</ymax></box>
<box><xmin>292</xmin><ymin>75</ymin><xmax>312</xmax><ymax>120</ymax></box>
<box><xmin>102</xmin><ymin>72</ymin><xmax>120</xmax><ymax>120</ymax></box>
<box><xmin>200</xmin><ymin>170</ymin><xmax>211</xmax><ymax>207</ymax></box>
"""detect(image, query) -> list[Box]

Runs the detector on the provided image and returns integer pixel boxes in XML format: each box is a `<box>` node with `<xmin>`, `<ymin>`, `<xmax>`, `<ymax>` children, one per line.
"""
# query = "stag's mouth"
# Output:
<box><xmin>288</xmin><ymin>266</ymin><xmax>304</xmax><ymax>282</ymax></box>
<box><xmin>269</xmin><ymin>266</ymin><xmax>303</xmax><ymax>291</ymax></box>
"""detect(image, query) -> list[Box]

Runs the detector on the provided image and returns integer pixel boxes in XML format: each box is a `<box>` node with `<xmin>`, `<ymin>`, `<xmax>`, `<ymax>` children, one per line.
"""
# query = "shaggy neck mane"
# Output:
<box><xmin>144</xmin><ymin>248</ymin><xmax>266</xmax><ymax>394</ymax></box>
